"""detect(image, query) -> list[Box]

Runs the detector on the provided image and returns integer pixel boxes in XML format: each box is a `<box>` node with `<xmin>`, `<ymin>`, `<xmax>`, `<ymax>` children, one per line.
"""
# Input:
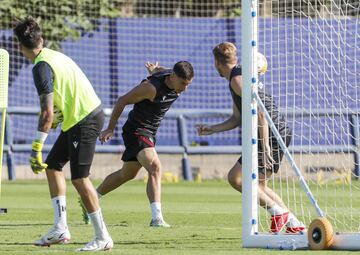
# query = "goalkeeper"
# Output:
<box><xmin>14</xmin><ymin>18</ymin><xmax>113</xmax><ymax>251</ymax></box>
<box><xmin>196</xmin><ymin>42</ymin><xmax>305</xmax><ymax>233</ymax></box>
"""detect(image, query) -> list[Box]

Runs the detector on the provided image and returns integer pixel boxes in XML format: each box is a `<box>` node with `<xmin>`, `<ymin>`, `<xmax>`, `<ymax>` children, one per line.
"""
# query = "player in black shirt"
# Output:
<box><xmin>196</xmin><ymin>42</ymin><xmax>305</xmax><ymax>233</ymax></box>
<box><xmin>96</xmin><ymin>61</ymin><xmax>194</xmax><ymax>227</ymax></box>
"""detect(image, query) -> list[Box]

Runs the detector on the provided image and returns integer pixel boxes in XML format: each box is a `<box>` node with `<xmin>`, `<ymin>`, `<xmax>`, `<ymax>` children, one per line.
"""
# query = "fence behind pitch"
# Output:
<box><xmin>0</xmin><ymin>2</ymin><xmax>358</xmax><ymax>177</ymax></box>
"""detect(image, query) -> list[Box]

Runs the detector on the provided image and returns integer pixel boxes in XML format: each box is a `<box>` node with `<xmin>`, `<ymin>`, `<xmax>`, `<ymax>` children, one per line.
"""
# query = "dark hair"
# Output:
<box><xmin>13</xmin><ymin>18</ymin><xmax>43</xmax><ymax>49</ymax></box>
<box><xmin>173</xmin><ymin>61</ymin><xmax>194</xmax><ymax>80</ymax></box>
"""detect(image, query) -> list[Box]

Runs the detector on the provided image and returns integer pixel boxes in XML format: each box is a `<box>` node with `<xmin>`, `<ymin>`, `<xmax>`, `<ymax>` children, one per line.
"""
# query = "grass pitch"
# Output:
<box><xmin>0</xmin><ymin>180</ymin><xmax>355</xmax><ymax>254</ymax></box>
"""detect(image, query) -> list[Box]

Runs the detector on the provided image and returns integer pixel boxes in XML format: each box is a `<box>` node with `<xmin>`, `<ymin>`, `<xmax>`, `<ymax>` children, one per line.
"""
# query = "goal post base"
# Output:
<box><xmin>243</xmin><ymin>233</ymin><xmax>308</xmax><ymax>250</ymax></box>
<box><xmin>243</xmin><ymin>232</ymin><xmax>360</xmax><ymax>250</ymax></box>
<box><xmin>332</xmin><ymin>233</ymin><xmax>360</xmax><ymax>250</ymax></box>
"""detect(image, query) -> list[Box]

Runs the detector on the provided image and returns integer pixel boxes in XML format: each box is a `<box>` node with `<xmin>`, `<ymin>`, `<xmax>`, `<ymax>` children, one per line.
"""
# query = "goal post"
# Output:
<box><xmin>0</xmin><ymin>0</ymin><xmax>359</xmax><ymax>248</ymax></box>
<box><xmin>0</xmin><ymin>48</ymin><xmax>9</xmax><ymax>214</ymax></box>
<box><xmin>241</xmin><ymin>0</ymin><xmax>259</xmax><ymax>242</ymax></box>
<box><xmin>242</xmin><ymin>0</ymin><xmax>360</xmax><ymax>250</ymax></box>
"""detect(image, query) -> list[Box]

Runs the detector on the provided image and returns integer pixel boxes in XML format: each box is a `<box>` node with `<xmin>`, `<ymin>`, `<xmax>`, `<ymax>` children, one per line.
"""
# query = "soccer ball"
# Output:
<box><xmin>52</xmin><ymin>105</ymin><xmax>63</xmax><ymax>129</ymax></box>
<box><xmin>257</xmin><ymin>52</ymin><xmax>268</xmax><ymax>75</ymax></box>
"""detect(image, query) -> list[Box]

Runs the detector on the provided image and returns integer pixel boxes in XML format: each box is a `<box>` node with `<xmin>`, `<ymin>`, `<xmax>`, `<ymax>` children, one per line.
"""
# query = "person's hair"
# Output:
<box><xmin>13</xmin><ymin>17</ymin><xmax>43</xmax><ymax>49</ymax></box>
<box><xmin>212</xmin><ymin>42</ymin><xmax>238</xmax><ymax>65</ymax></box>
<box><xmin>173</xmin><ymin>61</ymin><xmax>194</xmax><ymax>80</ymax></box>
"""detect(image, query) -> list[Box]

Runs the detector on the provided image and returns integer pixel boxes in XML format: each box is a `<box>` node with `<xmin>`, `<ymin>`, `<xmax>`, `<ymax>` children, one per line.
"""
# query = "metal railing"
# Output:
<box><xmin>3</xmin><ymin>107</ymin><xmax>360</xmax><ymax>180</ymax></box>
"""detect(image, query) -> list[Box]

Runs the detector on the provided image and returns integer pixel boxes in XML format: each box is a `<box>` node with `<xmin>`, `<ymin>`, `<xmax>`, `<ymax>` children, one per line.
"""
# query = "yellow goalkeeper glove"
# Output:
<box><xmin>30</xmin><ymin>139</ymin><xmax>48</xmax><ymax>174</ymax></box>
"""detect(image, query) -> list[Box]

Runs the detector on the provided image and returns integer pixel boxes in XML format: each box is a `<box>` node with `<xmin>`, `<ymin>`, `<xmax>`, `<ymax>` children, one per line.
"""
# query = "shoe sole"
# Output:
<box><xmin>34</xmin><ymin>237</ymin><xmax>70</xmax><ymax>247</ymax></box>
<box><xmin>103</xmin><ymin>245</ymin><xmax>113</xmax><ymax>251</ymax></box>
<box><xmin>77</xmin><ymin>246</ymin><xmax>113</xmax><ymax>251</ymax></box>
<box><xmin>285</xmin><ymin>227</ymin><xmax>306</xmax><ymax>234</ymax></box>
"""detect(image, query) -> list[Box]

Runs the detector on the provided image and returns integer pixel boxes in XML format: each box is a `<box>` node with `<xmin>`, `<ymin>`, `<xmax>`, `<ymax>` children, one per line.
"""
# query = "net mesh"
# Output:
<box><xmin>0</xmin><ymin>0</ymin><xmax>359</xmax><ymax>234</ymax></box>
<box><xmin>258</xmin><ymin>0</ymin><xmax>360</xmax><ymax>233</ymax></box>
<box><xmin>0</xmin><ymin>0</ymin><xmax>242</xmax><ymax>164</ymax></box>
<box><xmin>0</xmin><ymin>49</ymin><xmax>9</xmax><ymax>108</ymax></box>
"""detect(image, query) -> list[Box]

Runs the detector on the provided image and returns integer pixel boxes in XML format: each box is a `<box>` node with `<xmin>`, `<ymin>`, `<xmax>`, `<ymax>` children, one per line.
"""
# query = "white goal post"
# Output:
<box><xmin>241</xmin><ymin>0</ymin><xmax>360</xmax><ymax>250</ymax></box>
<box><xmin>0</xmin><ymin>48</ymin><xmax>9</xmax><ymax>214</ymax></box>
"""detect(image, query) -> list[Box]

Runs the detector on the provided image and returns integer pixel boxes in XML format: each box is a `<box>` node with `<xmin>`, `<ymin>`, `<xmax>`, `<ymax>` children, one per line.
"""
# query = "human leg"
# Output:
<box><xmin>70</xmin><ymin>110</ymin><xmax>113</xmax><ymax>251</ymax></box>
<box><xmin>137</xmin><ymin>147</ymin><xmax>169</xmax><ymax>227</ymax></box>
<box><xmin>34</xmin><ymin>133</ymin><xmax>71</xmax><ymax>246</ymax></box>
<box><xmin>227</xmin><ymin>161</ymin><xmax>278</xmax><ymax>209</ymax></box>
<box><xmin>97</xmin><ymin>161</ymin><xmax>142</xmax><ymax>196</ymax></box>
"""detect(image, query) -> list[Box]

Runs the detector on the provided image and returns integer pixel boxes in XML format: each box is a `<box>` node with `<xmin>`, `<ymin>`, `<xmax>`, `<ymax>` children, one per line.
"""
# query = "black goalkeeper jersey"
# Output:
<box><xmin>229</xmin><ymin>65</ymin><xmax>288</xmax><ymax>133</ymax></box>
<box><xmin>124</xmin><ymin>69</ymin><xmax>178</xmax><ymax>136</ymax></box>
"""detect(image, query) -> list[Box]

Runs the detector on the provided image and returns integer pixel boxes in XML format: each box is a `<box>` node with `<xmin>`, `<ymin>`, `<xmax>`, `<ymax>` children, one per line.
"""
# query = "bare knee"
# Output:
<box><xmin>258</xmin><ymin>180</ymin><xmax>266</xmax><ymax>189</ymax></box>
<box><xmin>228</xmin><ymin>171</ymin><xmax>242</xmax><ymax>192</ymax></box>
<box><xmin>257</xmin><ymin>181</ymin><xmax>267</xmax><ymax>196</ymax></box>
<box><xmin>258</xmin><ymin>173</ymin><xmax>268</xmax><ymax>190</ymax></box>
<box><xmin>72</xmin><ymin>178</ymin><xmax>93</xmax><ymax>197</ymax></box>
<box><xmin>147</xmin><ymin>161</ymin><xmax>161</xmax><ymax>178</ymax></box>
<box><xmin>72</xmin><ymin>177</ymin><xmax>85</xmax><ymax>189</ymax></box>
<box><xmin>115</xmin><ymin>168</ymin><xmax>137</xmax><ymax>182</ymax></box>
<box><xmin>126</xmin><ymin>170</ymin><xmax>138</xmax><ymax>180</ymax></box>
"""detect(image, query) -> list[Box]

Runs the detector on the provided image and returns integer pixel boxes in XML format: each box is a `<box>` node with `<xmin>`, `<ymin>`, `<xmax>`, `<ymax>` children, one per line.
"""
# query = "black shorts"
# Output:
<box><xmin>238</xmin><ymin>128</ymin><xmax>292</xmax><ymax>175</ymax></box>
<box><xmin>45</xmin><ymin>108</ymin><xmax>104</xmax><ymax>180</ymax></box>
<box><xmin>121</xmin><ymin>123</ymin><xmax>156</xmax><ymax>162</ymax></box>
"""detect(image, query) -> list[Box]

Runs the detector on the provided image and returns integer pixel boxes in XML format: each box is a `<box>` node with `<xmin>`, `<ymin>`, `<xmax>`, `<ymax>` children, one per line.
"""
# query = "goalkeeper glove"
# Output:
<box><xmin>29</xmin><ymin>132</ymin><xmax>48</xmax><ymax>174</ymax></box>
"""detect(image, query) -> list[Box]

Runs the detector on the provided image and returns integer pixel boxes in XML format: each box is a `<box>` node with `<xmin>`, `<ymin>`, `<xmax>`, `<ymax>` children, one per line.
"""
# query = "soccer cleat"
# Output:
<box><xmin>76</xmin><ymin>237</ymin><xmax>113</xmax><ymax>251</ymax></box>
<box><xmin>150</xmin><ymin>218</ymin><xmax>171</xmax><ymax>228</ymax></box>
<box><xmin>285</xmin><ymin>225</ymin><xmax>306</xmax><ymax>234</ymax></box>
<box><xmin>285</xmin><ymin>220</ymin><xmax>306</xmax><ymax>233</ymax></box>
<box><xmin>270</xmin><ymin>212</ymin><xmax>289</xmax><ymax>233</ymax></box>
<box><xmin>34</xmin><ymin>227</ymin><xmax>71</xmax><ymax>246</ymax></box>
<box><xmin>78</xmin><ymin>197</ymin><xmax>90</xmax><ymax>225</ymax></box>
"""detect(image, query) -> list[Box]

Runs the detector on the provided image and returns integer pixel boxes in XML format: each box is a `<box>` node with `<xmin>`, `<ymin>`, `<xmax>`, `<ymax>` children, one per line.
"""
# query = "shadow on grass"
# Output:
<box><xmin>0</xmin><ymin>223</ymin><xmax>52</xmax><ymax>227</ymax></box>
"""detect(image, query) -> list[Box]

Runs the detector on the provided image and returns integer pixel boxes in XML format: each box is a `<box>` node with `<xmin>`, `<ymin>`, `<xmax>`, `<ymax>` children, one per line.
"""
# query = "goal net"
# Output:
<box><xmin>0</xmin><ymin>0</ymin><xmax>242</xmax><ymax>165</ymax></box>
<box><xmin>241</xmin><ymin>0</ymin><xmax>360</xmax><ymax>250</ymax></box>
<box><xmin>0</xmin><ymin>0</ymin><xmax>359</xmax><ymax>249</ymax></box>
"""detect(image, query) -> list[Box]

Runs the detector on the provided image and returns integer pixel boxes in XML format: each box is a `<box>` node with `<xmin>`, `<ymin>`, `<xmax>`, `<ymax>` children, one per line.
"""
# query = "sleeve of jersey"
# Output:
<box><xmin>234</xmin><ymin>65</ymin><xmax>242</xmax><ymax>76</ymax></box>
<box><xmin>32</xmin><ymin>61</ymin><xmax>54</xmax><ymax>96</ymax></box>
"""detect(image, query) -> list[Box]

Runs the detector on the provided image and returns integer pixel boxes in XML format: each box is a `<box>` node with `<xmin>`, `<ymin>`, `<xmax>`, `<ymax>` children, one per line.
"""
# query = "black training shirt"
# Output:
<box><xmin>125</xmin><ymin>69</ymin><xmax>178</xmax><ymax>136</ymax></box>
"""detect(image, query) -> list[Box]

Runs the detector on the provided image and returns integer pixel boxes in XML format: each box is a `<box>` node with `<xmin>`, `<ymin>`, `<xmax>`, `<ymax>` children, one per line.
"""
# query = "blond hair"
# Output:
<box><xmin>212</xmin><ymin>42</ymin><xmax>238</xmax><ymax>65</ymax></box>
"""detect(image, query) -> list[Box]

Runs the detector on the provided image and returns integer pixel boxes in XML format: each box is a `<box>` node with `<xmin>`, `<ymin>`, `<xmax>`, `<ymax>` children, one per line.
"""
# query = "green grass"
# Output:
<box><xmin>0</xmin><ymin>180</ymin><xmax>356</xmax><ymax>254</ymax></box>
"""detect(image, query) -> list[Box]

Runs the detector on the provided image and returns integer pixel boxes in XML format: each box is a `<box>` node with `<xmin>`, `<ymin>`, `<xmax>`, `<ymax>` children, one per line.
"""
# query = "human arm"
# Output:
<box><xmin>197</xmin><ymin>103</ymin><xmax>240</xmax><ymax>135</ymax></box>
<box><xmin>37</xmin><ymin>93</ymin><xmax>54</xmax><ymax>132</ymax></box>
<box><xmin>145</xmin><ymin>61</ymin><xmax>167</xmax><ymax>75</ymax></box>
<box><xmin>31</xmin><ymin>93</ymin><xmax>54</xmax><ymax>168</ymax></box>
<box><xmin>30</xmin><ymin>62</ymin><xmax>55</xmax><ymax>173</ymax></box>
<box><xmin>100</xmin><ymin>81</ymin><xmax>157</xmax><ymax>143</ymax></box>
<box><xmin>32</xmin><ymin>62</ymin><xmax>56</xmax><ymax>131</ymax></box>
<box><xmin>196</xmin><ymin>75</ymin><xmax>243</xmax><ymax>135</ymax></box>
<box><xmin>257</xmin><ymin>109</ymin><xmax>275</xmax><ymax>170</ymax></box>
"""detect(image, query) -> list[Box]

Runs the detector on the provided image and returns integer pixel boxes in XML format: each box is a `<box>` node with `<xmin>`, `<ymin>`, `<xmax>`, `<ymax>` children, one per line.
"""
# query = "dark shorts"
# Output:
<box><xmin>238</xmin><ymin>128</ymin><xmax>292</xmax><ymax>175</ymax></box>
<box><xmin>45</xmin><ymin>108</ymin><xmax>104</xmax><ymax>180</ymax></box>
<box><xmin>121</xmin><ymin>124</ymin><xmax>156</xmax><ymax>162</ymax></box>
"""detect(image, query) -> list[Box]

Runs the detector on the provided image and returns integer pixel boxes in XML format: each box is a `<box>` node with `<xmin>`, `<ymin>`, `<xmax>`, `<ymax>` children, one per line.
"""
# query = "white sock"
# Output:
<box><xmin>51</xmin><ymin>196</ymin><xmax>67</xmax><ymax>230</ymax></box>
<box><xmin>88</xmin><ymin>209</ymin><xmax>110</xmax><ymax>240</ymax></box>
<box><xmin>150</xmin><ymin>202</ymin><xmax>163</xmax><ymax>221</ymax></box>
<box><xmin>97</xmin><ymin>190</ymin><xmax>103</xmax><ymax>199</ymax></box>
<box><xmin>267</xmin><ymin>204</ymin><xmax>287</xmax><ymax>216</ymax></box>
